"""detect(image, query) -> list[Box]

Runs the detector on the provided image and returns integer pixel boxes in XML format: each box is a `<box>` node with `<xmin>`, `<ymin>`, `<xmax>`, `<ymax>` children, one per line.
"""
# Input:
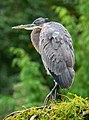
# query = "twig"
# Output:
<box><xmin>3</xmin><ymin>111</ymin><xmax>21</xmax><ymax>120</ymax></box>
<box><xmin>3</xmin><ymin>106</ymin><xmax>44</xmax><ymax>120</ymax></box>
<box><xmin>30</xmin><ymin>114</ymin><xmax>38</xmax><ymax>120</ymax></box>
<box><xmin>81</xmin><ymin>110</ymin><xmax>89</xmax><ymax>117</ymax></box>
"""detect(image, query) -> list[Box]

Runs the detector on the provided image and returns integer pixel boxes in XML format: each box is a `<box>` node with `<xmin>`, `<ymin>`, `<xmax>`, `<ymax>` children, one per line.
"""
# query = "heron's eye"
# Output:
<box><xmin>33</xmin><ymin>21</ymin><xmax>38</xmax><ymax>24</ymax></box>
<box><xmin>32</xmin><ymin>18</ymin><xmax>49</xmax><ymax>25</ymax></box>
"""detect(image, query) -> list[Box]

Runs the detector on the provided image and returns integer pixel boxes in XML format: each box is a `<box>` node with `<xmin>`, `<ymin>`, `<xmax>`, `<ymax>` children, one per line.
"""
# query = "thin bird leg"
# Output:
<box><xmin>44</xmin><ymin>82</ymin><xmax>58</xmax><ymax>106</ymax></box>
<box><xmin>52</xmin><ymin>82</ymin><xmax>57</xmax><ymax>101</ymax></box>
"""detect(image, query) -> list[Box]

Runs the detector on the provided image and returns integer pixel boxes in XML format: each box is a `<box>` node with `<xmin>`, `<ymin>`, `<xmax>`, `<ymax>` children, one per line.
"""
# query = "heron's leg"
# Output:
<box><xmin>44</xmin><ymin>82</ymin><xmax>58</xmax><ymax>106</ymax></box>
<box><xmin>52</xmin><ymin>82</ymin><xmax>57</xmax><ymax>101</ymax></box>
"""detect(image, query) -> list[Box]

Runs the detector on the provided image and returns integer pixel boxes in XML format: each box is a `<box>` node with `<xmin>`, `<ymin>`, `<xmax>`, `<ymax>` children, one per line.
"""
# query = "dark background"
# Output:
<box><xmin>0</xmin><ymin>0</ymin><xmax>89</xmax><ymax>119</ymax></box>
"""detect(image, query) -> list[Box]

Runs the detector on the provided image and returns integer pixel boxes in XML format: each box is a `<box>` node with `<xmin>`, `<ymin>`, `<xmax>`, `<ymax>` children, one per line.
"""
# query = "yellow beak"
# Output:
<box><xmin>12</xmin><ymin>24</ymin><xmax>41</xmax><ymax>30</ymax></box>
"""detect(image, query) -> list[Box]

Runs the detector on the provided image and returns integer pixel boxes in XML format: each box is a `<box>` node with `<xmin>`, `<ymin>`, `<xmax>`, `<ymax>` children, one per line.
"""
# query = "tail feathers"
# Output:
<box><xmin>59</xmin><ymin>68</ymin><xmax>74</xmax><ymax>88</ymax></box>
<box><xmin>49</xmin><ymin>67</ymin><xmax>74</xmax><ymax>89</ymax></box>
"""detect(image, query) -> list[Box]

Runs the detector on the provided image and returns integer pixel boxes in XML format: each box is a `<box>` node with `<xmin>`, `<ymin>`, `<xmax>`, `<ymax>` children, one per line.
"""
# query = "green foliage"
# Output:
<box><xmin>52</xmin><ymin>0</ymin><xmax>89</xmax><ymax>97</ymax></box>
<box><xmin>0</xmin><ymin>0</ymin><xmax>55</xmax><ymax>95</ymax></box>
<box><xmin>10</xmin><ymin>47</ymin><xmax>49</xmax><ymax>108</ymax></box>
<box><xmin>0</xmin><ymin>0</ymin><xmax>89</xmax><ymax>119</ymax></box>
<box><xmin>4</xmin><ymin>95</ymin><xmax>89</xmax><ymax>120</ymax></box>
<box><xmin>0</xmin><ymin>0</ymin><xmax>53</xmax><ymax>118</ymax></box>
<box><xmin>0</xmin><ymin>95</ymin><xmax>15</xmax><ymax>120</ymax></box>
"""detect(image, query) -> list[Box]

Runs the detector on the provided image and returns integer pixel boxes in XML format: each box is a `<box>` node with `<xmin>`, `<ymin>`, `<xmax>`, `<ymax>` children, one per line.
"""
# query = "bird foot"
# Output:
<box><xmin>44</xmin><ymin>93</ymin><xmax>70</xmax><ymax>107</ymax></box>
<box><xmin>44</xmin><ymin>92</ymin><xmax>56</xmax><ymax>106</ymax></box>
<box><xmin>57</xmin><ymin>93</ymin><xmax>70</xmax><ymax>101</ymax></box>
<box><xmin>44</xmin><ymin>83</ymin><xmax>57</xmax><ymax>106</ymax></box>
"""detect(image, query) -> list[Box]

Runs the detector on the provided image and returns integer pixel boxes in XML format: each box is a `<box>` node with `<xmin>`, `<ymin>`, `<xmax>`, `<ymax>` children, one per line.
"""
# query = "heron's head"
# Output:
<box><xmin>12</xmin><ymin>17</ymin><xmax>49</xmax><ymax>30</ymax></box>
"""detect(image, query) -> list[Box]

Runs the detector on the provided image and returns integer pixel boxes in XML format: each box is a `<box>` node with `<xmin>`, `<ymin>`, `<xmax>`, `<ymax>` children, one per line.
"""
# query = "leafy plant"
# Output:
<box><xmin>10</xmin><ymin>47</ymin><xmax>49</xmax><ymax>108</ymax></box>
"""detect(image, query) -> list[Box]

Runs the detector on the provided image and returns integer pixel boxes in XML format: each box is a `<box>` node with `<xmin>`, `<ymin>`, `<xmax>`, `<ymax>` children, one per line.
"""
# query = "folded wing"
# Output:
<box><xmin>39</xmin><ymin>22</ymin><xmax>75</xmax><ymax>89</ymax></box>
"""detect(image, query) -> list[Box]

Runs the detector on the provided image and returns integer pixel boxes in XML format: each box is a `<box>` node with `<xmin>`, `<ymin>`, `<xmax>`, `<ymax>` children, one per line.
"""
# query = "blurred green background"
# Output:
<box><xmin>0</xmin><ymin>0</ymin><xmax>89</xmax><ymax>119</ymax></box>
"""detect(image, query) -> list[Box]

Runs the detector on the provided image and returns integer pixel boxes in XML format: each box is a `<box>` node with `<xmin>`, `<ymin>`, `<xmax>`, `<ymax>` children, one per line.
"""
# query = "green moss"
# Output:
<box><xmin>4</xmin><ymin>95</ymin><xmax>89</xmax><ymax>120</ymax></box>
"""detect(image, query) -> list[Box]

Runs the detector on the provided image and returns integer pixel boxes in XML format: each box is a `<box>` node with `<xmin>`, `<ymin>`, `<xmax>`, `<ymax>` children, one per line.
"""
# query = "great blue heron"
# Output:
<box><xmin>12</xmin><ymin>17</ymin><xmax>75</xmax><ymax>105</ymax></box>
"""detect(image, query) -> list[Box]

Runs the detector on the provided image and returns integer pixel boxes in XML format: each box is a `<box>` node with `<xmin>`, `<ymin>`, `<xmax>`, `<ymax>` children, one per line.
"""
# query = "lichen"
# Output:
<box><xmin>3</xmin><ymin>95</ymin><xmax>89</xmax><ymax>120</ymax></box>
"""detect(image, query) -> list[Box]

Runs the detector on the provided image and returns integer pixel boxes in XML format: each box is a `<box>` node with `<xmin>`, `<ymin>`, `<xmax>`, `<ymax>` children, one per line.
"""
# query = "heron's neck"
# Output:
<box><xmin>31</xmin><ymin>28</ymin><xmax>41</xmax><ymax>53</ymax></box>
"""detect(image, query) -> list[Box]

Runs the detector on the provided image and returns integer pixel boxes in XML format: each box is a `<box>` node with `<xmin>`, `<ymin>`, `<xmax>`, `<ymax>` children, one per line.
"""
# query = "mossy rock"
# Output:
<box><xmin>3</xmin><ymin>95</ymin><xmax>89</xmax><ymax>120</ymax></box>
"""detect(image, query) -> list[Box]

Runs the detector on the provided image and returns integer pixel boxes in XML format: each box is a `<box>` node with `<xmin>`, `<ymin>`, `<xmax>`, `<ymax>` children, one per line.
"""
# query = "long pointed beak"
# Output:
<box><xmin>12</xmin><ymin>24</ymin><xmax>40</xmax><ymax>30</ymax></box>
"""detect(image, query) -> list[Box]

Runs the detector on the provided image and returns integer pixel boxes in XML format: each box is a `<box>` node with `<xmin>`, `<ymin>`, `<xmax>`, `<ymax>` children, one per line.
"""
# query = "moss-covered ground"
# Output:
<box><xmin>3</xmin><ymin>95</ymin><xmax>89</xmax><ymax>120</ymax></box>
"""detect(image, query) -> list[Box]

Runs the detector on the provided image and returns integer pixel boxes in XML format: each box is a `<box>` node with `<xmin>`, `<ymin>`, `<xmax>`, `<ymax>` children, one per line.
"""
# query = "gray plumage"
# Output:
<box><xmin>12</xmin><ymin>17</ymin><xmax>75</xmax><ymax>104</ymax></box>
<box><xmin>31</xmin><ymin>21</ymin><xmax>74</xmax><ymax>89</ymax></box>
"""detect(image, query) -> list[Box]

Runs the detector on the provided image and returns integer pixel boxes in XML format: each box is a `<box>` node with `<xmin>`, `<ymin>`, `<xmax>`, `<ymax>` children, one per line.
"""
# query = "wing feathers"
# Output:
<box><xmin>40</xmin><ymin>22</ymin><xmax>74</xmax><ymax>88</ymax></box>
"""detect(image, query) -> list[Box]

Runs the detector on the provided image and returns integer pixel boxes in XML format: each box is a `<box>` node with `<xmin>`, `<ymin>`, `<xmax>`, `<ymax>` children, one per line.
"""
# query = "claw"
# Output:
<box><xmin>57</xmin><ymin>93</ymin><xmax>70</xmax><ymax>101</ymax></box>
